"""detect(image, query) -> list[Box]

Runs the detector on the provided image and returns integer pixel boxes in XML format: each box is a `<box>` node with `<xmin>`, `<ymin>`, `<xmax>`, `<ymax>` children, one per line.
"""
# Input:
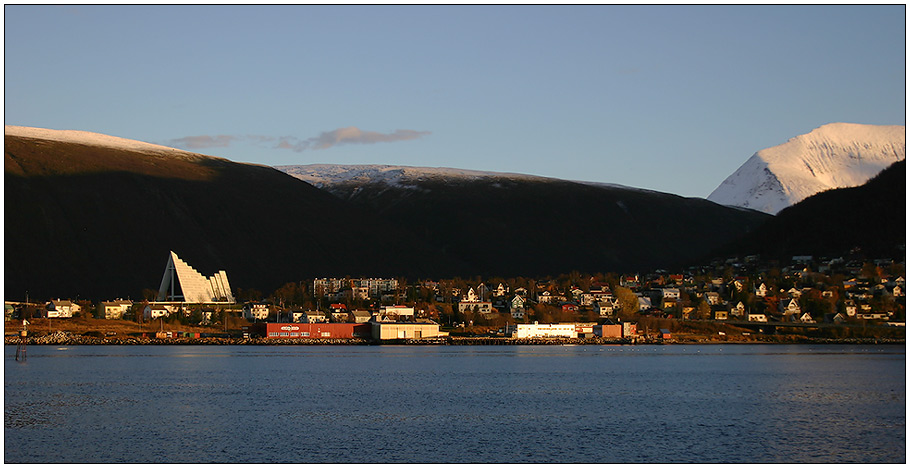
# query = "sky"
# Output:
<box><xmin>4</xmin><ymin>5</ymin><xmax>906</xmax><ymax>198</ymax></box>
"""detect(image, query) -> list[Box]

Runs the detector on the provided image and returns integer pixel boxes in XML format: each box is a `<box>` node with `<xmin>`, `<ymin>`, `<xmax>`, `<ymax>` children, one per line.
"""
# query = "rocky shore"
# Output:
<box><xmin>5</xmin><ymin>331</ymin><xmax>903</xmax><ymax>346</ymax></box>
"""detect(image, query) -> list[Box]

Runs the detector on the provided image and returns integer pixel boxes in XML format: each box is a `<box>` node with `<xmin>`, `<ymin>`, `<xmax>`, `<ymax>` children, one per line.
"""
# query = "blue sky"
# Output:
<box><xmin>5</xmin><ymin>5</ymin><xmax>905</xmax><ymax>197</ymax></box>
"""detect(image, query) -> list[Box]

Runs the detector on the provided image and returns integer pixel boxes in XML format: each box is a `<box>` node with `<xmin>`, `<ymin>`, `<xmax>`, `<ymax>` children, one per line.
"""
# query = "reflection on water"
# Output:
<box><xmin>4</xmin><ymin>344</ymin><xmax>905</xmax><ymax>463</ymax></box>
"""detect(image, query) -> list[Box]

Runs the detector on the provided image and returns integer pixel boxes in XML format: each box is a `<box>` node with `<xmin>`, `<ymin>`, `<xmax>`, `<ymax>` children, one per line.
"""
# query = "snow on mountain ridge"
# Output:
<box><xmin>277</xmin><ymin>163</ymin><xmax>647</xmax><ymax>193</ymax></box>
<box><xmin>707</xmin><ymin>123</ymin><xmax>905</xmax><ymax>214</ymax></box>
<box><xmin>5</xmin><ymin>125</ymin><xmax>213</xmax><ymax>161</ymax></box>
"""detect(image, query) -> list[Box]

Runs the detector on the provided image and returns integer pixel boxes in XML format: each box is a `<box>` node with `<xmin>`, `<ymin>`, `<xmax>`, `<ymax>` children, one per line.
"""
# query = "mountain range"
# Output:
<box><xmin>5</xmin><ymin>123</ymin><xmax>904</xmax><ymax>301</ymax></box>
<box><xmin>707</xmin><ymin>122</ymin><xmax>905</xmax><ymax>214</ymax></box>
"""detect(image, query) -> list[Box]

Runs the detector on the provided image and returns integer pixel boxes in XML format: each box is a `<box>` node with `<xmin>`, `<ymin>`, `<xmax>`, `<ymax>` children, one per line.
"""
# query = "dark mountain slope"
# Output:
<box><xmin>318</xmin><ymin>175</ymin><xmax>772</xmax><ymax>277</ymax></box>
<box><xmin>5</xmin><ymin>133</ymin><xmax>461</xmax><ymax>301</ymax></box>
<box><xmin>718</xmin><ymin>159</ymin><xmax>906</xmax><ymax>261</ymax></box>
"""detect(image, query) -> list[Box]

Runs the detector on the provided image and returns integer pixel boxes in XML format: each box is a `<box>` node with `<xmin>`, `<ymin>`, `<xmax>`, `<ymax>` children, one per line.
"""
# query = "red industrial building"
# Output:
<box><xmin>244</xmin><ymin>322</ymin><xmax>371</xmax><ymax>339</ymax></box>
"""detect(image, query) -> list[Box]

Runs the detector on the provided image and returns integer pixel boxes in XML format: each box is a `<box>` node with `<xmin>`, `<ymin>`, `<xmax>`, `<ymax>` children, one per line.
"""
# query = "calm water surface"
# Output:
<box><xmin>4</xmin><ymin>344</ymin><xmax>905</xmax><ymax>463</ymax></box>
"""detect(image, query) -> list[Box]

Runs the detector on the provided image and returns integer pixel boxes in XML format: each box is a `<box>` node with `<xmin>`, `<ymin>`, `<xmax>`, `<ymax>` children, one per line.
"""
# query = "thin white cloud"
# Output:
<box><xmin>165</xmin><ymin>127</ymin><xmax>430</xmax><ymax>152</ymax></box>
<box><xmin>165</xmin><ymin>134</ymin><xmax>237</xmax><ymax>149</ymax></box>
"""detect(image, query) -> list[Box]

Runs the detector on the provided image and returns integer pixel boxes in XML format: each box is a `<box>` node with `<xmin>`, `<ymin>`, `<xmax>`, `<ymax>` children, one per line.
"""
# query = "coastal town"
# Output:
<box><xmin>5</xmin><ymin>249</ymin><xmax>905</xmax><ymax>345</ymax></box>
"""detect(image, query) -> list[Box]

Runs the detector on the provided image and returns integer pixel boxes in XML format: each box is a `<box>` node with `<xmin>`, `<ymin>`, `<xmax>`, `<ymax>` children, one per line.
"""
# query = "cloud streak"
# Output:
<box><xmin>165</xmin><ymin>127</ymin><xmax>430</xmax><ymax>152</ymax></box>
<box><xmin>165</xmin><ymin>134</ymin><xmax>237</xmax><ymax>149</ymax></box>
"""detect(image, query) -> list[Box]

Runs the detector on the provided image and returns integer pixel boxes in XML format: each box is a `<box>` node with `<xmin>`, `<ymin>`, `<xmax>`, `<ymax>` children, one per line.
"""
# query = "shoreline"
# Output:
<box><xmin>6</xmin><ymin>335</ymin><xmax>905</xmax><ymax>346</ymax></box>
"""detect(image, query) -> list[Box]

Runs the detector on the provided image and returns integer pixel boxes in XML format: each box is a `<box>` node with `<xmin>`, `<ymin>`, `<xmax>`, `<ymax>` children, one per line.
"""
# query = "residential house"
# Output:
<box><xmin>661</xmin><ymin>288</ymin><xmax>680</xmax><ymax>301</ymax></box>
<box><xmin>243</xmin><ymin>302</ymin><xmax>270</xmax><ymax>321</ymax></box>
<box><xmin>350</xmin><ymin>310</ymin><xmax>372</xmax><ymax>323</ymax></box>
<box><xmin>289</xmin><ymin>311</ymin><xmax>305</xmax><ymax>323</ymax></box>
<box><xmin>747</xmin><ymin>313</ymin><xmax>768</xmax><ymax>322</ymax></box>
<box><xmin>47</xmin><ymin>299</ymin><xmax>80</xmax><ymax>318</ymax></box>
<box><xmin>561</xmin><ymin>303</ymin><xmax>579</xmax><ymax>315</ymax></box>
<box><xmin>799</xmin><ymin>312</ymin><xmax>816</xmax><ymax>323</ymax></box>
<box><xmin>493</xmin><ymin>283</ymin><xmax>509</xmax><ymax>297</ymax></box>
<box><xmin>755</xmin><ymin>283</ymin><xmax>768</xmax><ymax>297</ymax></box>
<box><xmin>143</xmin><ymin>304</ymin><xmax>171</xmax><ymax>320</ymax></box>
<box><xmin>637</xmin><ymin>296</ymin><xmax>652</xmax><ymax>311</ymax></box>
<box><xmin>730</xmin><ymin>301</ymin><xmax>746</xmax><ymax>319</ymax></box>
<box><xmin>713</xmin><ymin>308</ymin><xmax>728</xmax><ymax>321</ymax></box>
<box><xmin>844</xmin><ymin>300</ymin><xmax>857</xmax><ymax>317</ymax></box>
<box><xmin>303</xmin><ymin>310</ymin><xmax>327</xmax><ymax>323</ymax></box>
<box><xmin>595</xmin><ymin>301</ymin><xmax>614</xmax><ymax>317</ymax></box>
<box><xmin>780</xmin><ymin>298</ymin><xmax>801</xmax><ymax>316</ymax></box>
<box><xmin>704</xmin><ymin>292</ymin><xmax>720</xmax><ymax>305</ymax></box>
<box><xmin>579</xmin><ymin>292</ymin><xmax>596</xmax><ymax>307</ymax></box>
<box><xmin>826</xmin><ymin>312</ymin><xmax>847</xmax><ymax>324</ymax></box>
<box><xmin>510</xmin><ymin>296</ymin><xmax>526</xmax><ymax>319</ymax></box>
<box><xmin>101</xmin><ymin>299</ymin><xmax>132</xmax><ymax>320</ymax></box>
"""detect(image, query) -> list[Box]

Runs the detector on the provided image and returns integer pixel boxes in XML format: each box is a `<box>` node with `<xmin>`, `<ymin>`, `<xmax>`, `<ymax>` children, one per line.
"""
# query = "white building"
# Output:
<box><xmin>46</xmin><ymin>300</ymin><xmax>80</xmax><ymax>318</ymax></box>
<box><xmin>101</xmin><ymin>300</ymin><xmax>132</xmax><ymax>320</ymax></box>
<box><xmin>243</xmin><ymin>302</ymin><xmax>270</xmax><ymax>321</ymax></box>
<box><xmin>156</xmin><ymin>251</ymin><xmax>234</xmax><ymax>303</ymax></box>
<box><xmin>381</xmin><ymin>305</ymin><xmax>415</xmax><ymax>321</ymax></box>
<box><xmin>143</xmin><ymin>304</ymin><xmax>176</xmax><ymax>320</ymax></box>
<box><xmin>507</xmin><ymin>322</ymin><xmax>578</xmax><ymax>339</ymax></box>
<box><xmin>661</xmin><ymin>288</ymin><xmax>680</xmax><ymax>301</ymax></box>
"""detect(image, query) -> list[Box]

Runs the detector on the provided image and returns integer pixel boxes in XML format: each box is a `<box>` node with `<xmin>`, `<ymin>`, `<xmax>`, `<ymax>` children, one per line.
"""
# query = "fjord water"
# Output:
<box><xmin>5</xmin><ymin>345</ymin><xmax>905</xmax><ymax>463</ymax></box>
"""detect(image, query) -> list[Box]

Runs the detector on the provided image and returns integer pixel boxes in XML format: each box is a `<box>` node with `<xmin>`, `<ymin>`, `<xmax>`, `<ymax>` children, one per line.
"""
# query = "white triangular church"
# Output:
<box><xmin>157</xmin><ymin>251</ymin><xmax>235</xmax><ymax>303</ymax></box>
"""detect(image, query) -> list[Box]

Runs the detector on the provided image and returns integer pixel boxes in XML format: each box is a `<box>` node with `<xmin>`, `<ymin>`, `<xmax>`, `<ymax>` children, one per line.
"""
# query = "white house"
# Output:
<box><xmin>303</xmin><ymin>310</ymin><xmax>327</xmax><ymax>323</ymax></box>
<box><xmin>799</xmin><ymin>312</ymin><xmax>816</xmax><ymax>323</ymax></box>
<box><xmin>730</xmin><ymin>301</ymin><xmax>746</xmax><ymax>318</ymax></box>
<box><xmin>101</xmin><ymin>300</ymin><xmax>132</xmax><ymax>320</ymax></box>
<box><xmin>755</xmin><ymin>283</ymin><xmax>768</xmax><ymax>297</ymax></box>
<box><xmin>637</xmin><ymin>296</ymin><xmax>652</xmax><ymax>311</ymax></box>
<box><xmin>747</xmin><ymin>313</ymin><xmax>768</xmax><ymax>322</ymax></box>
<box><xmin>143</xmin><ymin>304</ymin><xmax>173</xmax><ymax>320</ymax></box>
<box><xmin>595</xmin><ymin>301</ymin><xmax>614</xmax><ymax>317</ymax></box>
<box><xmin>47</xmin><ymin>300</ymin><xmax>80</xmax><ymax>318</ymax></box>
<box><xmin>243</xmin><ymin>302</ymin><xmax>270</xmax><ymax>321</ymax></box>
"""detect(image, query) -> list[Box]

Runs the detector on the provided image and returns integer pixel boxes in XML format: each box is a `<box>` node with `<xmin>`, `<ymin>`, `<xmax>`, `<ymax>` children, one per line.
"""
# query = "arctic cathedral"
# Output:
<box><xmin>156</xmin><ymin>251</ymin><xmax>235</xmax><ymax>303</ymax></box>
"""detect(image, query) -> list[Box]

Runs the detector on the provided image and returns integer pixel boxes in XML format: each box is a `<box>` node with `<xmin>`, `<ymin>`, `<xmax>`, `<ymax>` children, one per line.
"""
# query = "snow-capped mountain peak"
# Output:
<box><xmin>707</xmin><ymin>123</ymin><xmax>905</xmax><ymax>214</ymax></box>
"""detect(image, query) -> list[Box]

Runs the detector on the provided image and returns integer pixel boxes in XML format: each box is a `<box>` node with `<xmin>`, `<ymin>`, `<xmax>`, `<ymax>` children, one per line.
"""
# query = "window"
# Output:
<box><xmin>279</xmin><ymin>332</ymin><xmax>289</xmax><ymax>337</ymax></box>
<box><xmin>268</xmin><ymin>332</ymin><xmax>278</xmax><ymax>337</ymax></box>
<box><xmin>302</xmin><ymin>332</ymin><xmax>310</xmax><ymax>337</ymax></box>
<box><xmin>321</xmin><ymin>332</ymin><xmax>331</xmax><ymax>337</ymax></box>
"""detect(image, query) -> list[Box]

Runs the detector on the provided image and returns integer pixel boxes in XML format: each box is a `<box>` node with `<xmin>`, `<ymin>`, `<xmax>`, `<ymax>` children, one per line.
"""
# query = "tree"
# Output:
<box><xmin>614</xmin><ymin>287</ymin><xmax>639</xmax><ymax>319</ymax></box>
<box><xmin>696</xmin><ymin>300</ymin><xmax>711</xmax><ymax>320</ymax></box>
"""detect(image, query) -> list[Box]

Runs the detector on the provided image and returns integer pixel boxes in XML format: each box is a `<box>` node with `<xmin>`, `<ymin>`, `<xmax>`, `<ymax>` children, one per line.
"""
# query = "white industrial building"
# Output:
<box><xmin>506</xmin><ymin>322</ymin><xmax>578</xmax><ymax>339</ymax></box>
<box><xmin>156</xmin><ymin>251</ymin><xmax>235</xmax><ymax>303</ymax></box>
